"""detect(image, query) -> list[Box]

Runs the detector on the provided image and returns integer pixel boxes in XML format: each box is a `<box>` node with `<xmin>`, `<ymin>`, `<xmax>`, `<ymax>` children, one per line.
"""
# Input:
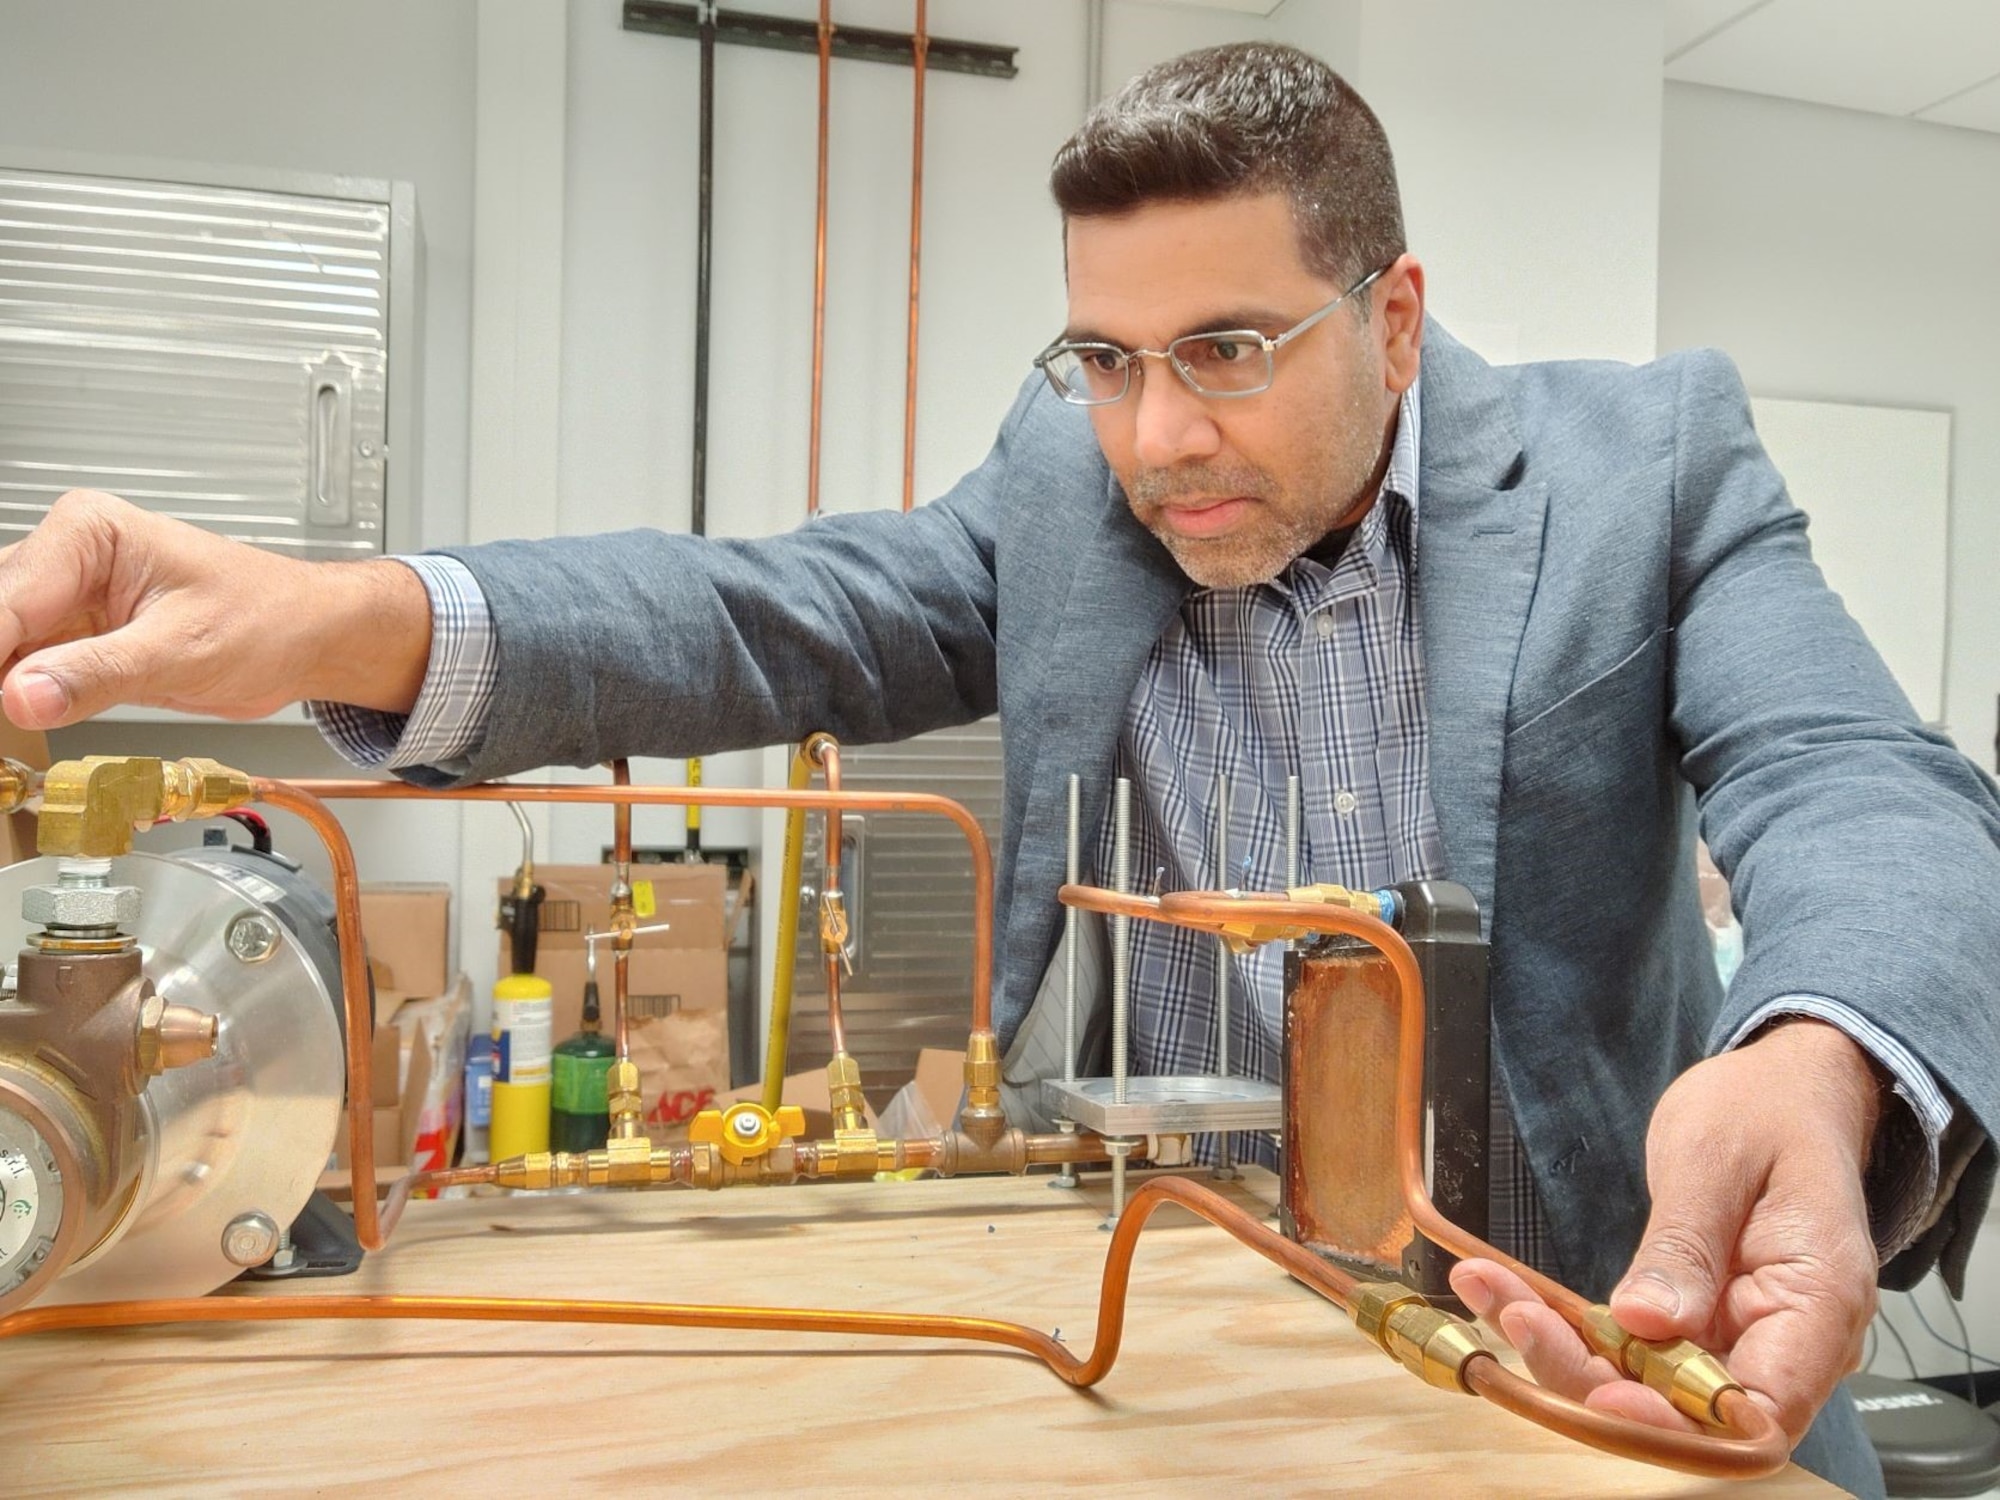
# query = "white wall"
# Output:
<box><xmin>1659</xmin><ymin>76</ymin><xmax>2000</xmax><ymax>1377</ymax></box>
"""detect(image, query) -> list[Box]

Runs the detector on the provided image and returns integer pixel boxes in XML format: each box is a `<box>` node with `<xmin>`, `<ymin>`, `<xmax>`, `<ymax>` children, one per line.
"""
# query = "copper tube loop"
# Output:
<box><xmin>1060</xmin><ymin>883</ymin><xmax>1788</xmax><ymax>1478</ymax></box>
<box><xmin>806</xmin><ymin>0</ymin><xmax>832</xmax><ymax>520</ymax></box>
<box><xmin>900</xmin><ymin>0</ymin><xmax>927</xmax><ymax>513</ymax></box>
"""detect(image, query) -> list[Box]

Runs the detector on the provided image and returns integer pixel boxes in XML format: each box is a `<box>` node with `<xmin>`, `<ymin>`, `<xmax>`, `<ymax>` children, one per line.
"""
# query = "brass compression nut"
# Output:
<box><xmin>1583</xmin><ymin>1305</ymin><xmax>1742</xmax><ymax>1425</ymax></box>
<box><xmin>1352</xmin><ymin>1281</ymin><xmax>1487</xmax><ymax>1395</ymax></box>
<box><xmin>159</xmin><ymin>758</ymin><xmax>254</xmax><ymax>822</ymax></box>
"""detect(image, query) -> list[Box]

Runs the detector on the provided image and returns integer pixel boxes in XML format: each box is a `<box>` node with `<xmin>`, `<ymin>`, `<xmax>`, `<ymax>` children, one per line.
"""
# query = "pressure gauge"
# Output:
<box><xmin>0</xmin><ymin>1106</ymin><xmax>69</xmax><ymax>1300</ymax></box>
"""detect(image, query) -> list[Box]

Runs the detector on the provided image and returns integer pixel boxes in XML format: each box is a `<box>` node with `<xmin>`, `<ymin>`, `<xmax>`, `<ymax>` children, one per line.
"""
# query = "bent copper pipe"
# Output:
<box><xmin>901</xmin><ymin>0</ymin><xmax>928</xmax><ymax>513</ymax></box>
<box><xmin>1059</xmin><ymin>883</ymin><xmax>1789</xmax><ymax>1479</ymax></box>
<box><xmin>253</xmin><ymin>775</ymin><xmax>995</xmax><ymax>1248</ymax></box>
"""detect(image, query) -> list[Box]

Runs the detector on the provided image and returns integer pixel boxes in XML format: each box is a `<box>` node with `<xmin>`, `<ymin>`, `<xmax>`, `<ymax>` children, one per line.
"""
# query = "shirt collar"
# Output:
<box><xmin>1266</xmin><ymin>378</ymin><xmax>1422</xmax><ymax>612</ymax></box>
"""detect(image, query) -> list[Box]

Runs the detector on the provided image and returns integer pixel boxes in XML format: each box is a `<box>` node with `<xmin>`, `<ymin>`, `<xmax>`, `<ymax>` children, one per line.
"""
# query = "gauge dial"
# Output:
<box><xmin>0</xmin><ymin>1108</ymin><xmax>65</xmax><ymax>1296</ymax></box>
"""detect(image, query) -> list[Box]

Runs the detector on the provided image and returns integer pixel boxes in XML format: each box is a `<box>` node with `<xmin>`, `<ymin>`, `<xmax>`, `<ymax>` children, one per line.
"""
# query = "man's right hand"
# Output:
<box><xmin>0</xmin><ymin>491</ymin><xmax>434</xmax><ymax>728</ymax></box>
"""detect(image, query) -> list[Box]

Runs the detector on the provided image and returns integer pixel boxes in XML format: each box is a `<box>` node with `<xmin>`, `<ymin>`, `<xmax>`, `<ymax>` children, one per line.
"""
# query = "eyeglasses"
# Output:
<box><xmin>1034</xmin><ymin>263</ymin><xmax>1390</xmax><ymax>407</ymax></box>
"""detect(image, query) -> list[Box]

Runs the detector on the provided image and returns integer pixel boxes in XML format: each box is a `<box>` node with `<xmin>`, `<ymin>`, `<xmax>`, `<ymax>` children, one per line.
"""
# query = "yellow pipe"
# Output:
<box><xmin>761</xmin><ymin>741</ymin><xmax>819</xmax><ymax>1111</ymax></box>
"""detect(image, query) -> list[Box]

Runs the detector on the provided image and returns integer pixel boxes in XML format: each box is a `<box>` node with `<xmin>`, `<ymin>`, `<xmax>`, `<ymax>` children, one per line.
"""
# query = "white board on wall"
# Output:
<box><xmin>1749</xmin><ymin>397</ymin><xmax>1952</xmax><ymax>727</ymax></box>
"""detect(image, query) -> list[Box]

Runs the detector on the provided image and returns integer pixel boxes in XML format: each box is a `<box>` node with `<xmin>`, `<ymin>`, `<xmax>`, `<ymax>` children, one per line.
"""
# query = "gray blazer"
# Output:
<box><xmin>442</xmin><ymin>323</ymin><xmax>1999</xmax><ymax>1302</ymax></box>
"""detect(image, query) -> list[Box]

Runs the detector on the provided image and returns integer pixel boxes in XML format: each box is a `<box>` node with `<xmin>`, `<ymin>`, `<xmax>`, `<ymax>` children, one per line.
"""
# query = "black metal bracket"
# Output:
<box><xmin>622</xmin><ymin>1</ymin><xmax>1018</xmax><ymax>80</ymax></box>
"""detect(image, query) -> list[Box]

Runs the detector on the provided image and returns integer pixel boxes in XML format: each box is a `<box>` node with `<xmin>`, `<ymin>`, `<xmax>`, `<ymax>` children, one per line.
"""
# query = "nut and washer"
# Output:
<box><xmin>220</xmin><ymin>1212</ymin><xmax>281</xmax><ymax>1267</ymax></box>
<box><xmin>224</xmin><ymin>912</ymin><xmax>281</xmax><ymax>964</ymax></box>
<box><xmin>21</xmin><ymin>881</ymin><xmax>141</xmax><ymax>930</ymax></box>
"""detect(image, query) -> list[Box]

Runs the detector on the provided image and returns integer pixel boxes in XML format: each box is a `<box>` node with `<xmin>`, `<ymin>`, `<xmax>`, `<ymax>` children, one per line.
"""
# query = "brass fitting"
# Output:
<box><xmin>38</xmin><ymin>756</ymin><xmax>253</xmax><ymax>857</ymax></box>
<box><xmin>605</xmin><ymin>1058</ymin><xmax>644</xmax><ymax>1140</ymax></box>
<box><xmin>959</xmin><ymin>1029</ymin><xmax>1006</xmax><ymax>1149</ymax></box>
<box><xmin>0</xmin><ymin>757</ymin><xmax>36</xmax><ymax>814</ymax></box>
<box><xmin>1583</xmin><ymin>1305</ymin><xmax>1742</xmax><ymax>1426</ymax></box>
<box><xmin>1352</xmin><ymin>1281</ymin><xmax>1488</xmax><ymax>1394</ymax></box>
<box><xmin>491</xmin><ymin>1136</ymin><xmax>675</xmax><ymax>1191</ymax></box>
<box><xmin>825</xmin><ymin>1051</ymin><xmax>867</xmax><ymax>1134</ymax></box>
<box><xmin>135</xmin><ymin>993</ymin><xmax>219</xmax><ymax>1076</ymax></box>
<box><xmin>1286</xmin><ymin>882</ymin><xmax>1390</xmax><ymax>921</ymax></box>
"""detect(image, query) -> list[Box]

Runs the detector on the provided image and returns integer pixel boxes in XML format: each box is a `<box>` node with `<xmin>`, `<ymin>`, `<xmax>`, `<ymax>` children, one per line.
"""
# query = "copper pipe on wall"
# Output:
<box><xmin>806</xmin><ymin>0</ymin><xmax>833</xmax><ymax>519</ymax></box>
<box><xmin>900</xmin><ymin>0</ymin><xmax>928</xmax><ymax>513</ymax></box>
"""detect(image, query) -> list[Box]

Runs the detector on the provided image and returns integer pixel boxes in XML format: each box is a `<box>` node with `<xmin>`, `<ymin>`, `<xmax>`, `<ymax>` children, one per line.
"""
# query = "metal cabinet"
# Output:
<box><xmin>0</xmin><ymin>156</ymin><xmax>423</xmax><ymax>559</ymax></box>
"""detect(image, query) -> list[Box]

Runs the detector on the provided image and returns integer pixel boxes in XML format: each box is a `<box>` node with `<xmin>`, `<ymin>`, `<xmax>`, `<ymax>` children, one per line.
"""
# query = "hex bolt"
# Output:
<box><xmin>731</xmin><ymin>1111</ymin><xmax>763</xmax><ymax>1140</ymax></box>
<box><xmin>221</xmin><ymin>1212</ymin><xmax>281</xmax><ymax>1268</ymax></box>
<box><xmin>225</xmin><ymin>912</ymin><xmax>281</xmax><ymax>964</ymax></box>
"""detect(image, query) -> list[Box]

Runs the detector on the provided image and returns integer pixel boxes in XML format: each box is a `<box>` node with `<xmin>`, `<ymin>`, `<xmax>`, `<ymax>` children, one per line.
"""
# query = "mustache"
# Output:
<box><xmin>1127</xmin><ymin>463</ymin><xmax>1275</xmax><ymax>508</ymax></box>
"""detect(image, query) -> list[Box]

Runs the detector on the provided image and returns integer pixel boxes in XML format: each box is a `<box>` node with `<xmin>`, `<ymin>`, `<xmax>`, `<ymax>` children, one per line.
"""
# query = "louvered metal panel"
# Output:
<box><xmin>0</xmin><ymin>164</ymin><xmax>407</xmax><ymax>557</ymax></box>
<box><xmin>783</xmin><ymin>720</ymin><xmax>1005</xmax><ymax>1103</ymax></box>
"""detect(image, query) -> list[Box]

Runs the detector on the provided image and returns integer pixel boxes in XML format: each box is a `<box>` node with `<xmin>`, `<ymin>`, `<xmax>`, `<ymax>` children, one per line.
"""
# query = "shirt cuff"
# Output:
<box><xmin>307</xmin><ymin>554</ymin><xmax>498</xmax><ymax>780</ymax></box>
<box><xmin>1723</xmin><ymin>994</ymin><xmax>1955</xmax><ymax>1259</ymax></box>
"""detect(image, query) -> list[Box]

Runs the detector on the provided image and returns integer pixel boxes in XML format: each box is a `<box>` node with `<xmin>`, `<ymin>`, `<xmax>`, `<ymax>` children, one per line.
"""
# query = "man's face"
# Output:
<box><xmin>1063</xmin><ymin>193</ymin><xmax>1421</xmax><ymax>588</ymax></box>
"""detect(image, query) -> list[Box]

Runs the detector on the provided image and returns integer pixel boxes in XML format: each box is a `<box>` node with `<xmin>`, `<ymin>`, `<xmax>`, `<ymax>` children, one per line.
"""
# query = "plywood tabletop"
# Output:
<box><xmin>3</xmin><ymin>1169</ymin><xmax>1838</xmax><ymax>1498</ymax></box>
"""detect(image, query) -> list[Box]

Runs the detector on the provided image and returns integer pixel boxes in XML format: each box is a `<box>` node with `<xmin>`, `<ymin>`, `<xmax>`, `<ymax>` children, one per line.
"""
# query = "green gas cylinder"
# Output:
<box><xmin>550</xmin><ymin>933</ymin><xmax>616</xmax><ymax>1152</ymax></box>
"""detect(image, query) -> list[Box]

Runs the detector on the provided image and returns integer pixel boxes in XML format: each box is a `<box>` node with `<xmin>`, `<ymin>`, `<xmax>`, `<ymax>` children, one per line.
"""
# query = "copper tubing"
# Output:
<box><xmin>250</xmin><ymin>779</ymin><xmax>383</xmax><ymax>1251</ymax></box>
<box><xmin>380</xmin><ymin>1166</ymin><xmax>499</xmax><ymax>1240</ymax></box>
<box><xmin>611</xmin><ymin>759</ymin><xmax>634</xmax><ymax>1061</ymax></box>
<box><xmin>1060</xmin><ymin>883</ymin><xmax>1789</xmax><ymax>1479</ymax></box>
<box><xmin>282</xmin><ymin>778</ymin><xmax>995</xmax><ymax>1037</ymax></box>
<box><xmin>900</xmin><ymin>0</ymin><xmax>928</xmax><ymax>513</ymax></box>
<box><xmin>810</xmin><ymin>736</ymin><xmax>849</xmax><ymax>1056</ymax></box>
<box><xmin>0</xmin><ymin>1179</ymin><xmax>1344</xmax><ymax>1401</ymax></box>
<box><xmin>806</xmin><ymin>0</ymin><xmax>832</xmax><ymax>520</ymax></box>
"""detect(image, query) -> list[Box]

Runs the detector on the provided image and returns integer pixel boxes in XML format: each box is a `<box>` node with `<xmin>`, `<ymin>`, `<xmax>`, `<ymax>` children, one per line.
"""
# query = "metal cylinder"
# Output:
<box><xmin>1109</xmin><ymin>778</ymin><xmax>1131</xmax><ymax>1106</ymax></box>
<box><xmin>1063</xmin><ymin>773</ymin><xmax>1080</xmax><ymax>1083</ymax></box>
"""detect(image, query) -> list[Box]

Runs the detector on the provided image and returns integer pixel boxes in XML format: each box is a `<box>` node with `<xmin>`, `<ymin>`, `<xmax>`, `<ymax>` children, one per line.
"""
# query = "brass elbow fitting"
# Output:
<box><xmin>1352</xmin><ymin>1281</ymin><xmax>1488</xmax><ymax>1395</ymax></box>
<box><xmin>39</xmin><ymin>756</ymin><xmax>254</xmax><ymax>858</ymax></box>
<box><xmin>1583</xmin><ymin>1306</ymin><xmax>1742</xmax><ymax>1426</ymax></box>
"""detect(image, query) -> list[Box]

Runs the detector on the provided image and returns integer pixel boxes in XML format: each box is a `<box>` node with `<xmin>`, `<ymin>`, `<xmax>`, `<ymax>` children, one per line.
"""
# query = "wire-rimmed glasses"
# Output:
<box><xmin>1034</xmin><ymin>263</ymin><xmax>1390</xmax><ymax>407</ymax></box>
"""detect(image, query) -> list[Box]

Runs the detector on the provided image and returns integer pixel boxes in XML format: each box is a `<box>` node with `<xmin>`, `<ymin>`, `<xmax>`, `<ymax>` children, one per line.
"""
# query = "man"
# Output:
<box><xmin>0</xmin><ymin>43</ymin><xmax>1992</xmax><ymax>1494</ymax></box>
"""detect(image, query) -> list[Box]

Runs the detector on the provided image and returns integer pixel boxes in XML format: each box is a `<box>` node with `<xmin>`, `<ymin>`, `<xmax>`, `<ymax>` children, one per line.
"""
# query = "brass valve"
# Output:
<box><xmin>1582</xmin><ymin>1305</ymin><xmax>1743</xmax><ymax>1426</ymax></box>
<box><xmin>819</xmin><ymin>890</ymin><xmax>854</xmax><ymax>976</ymax></box>
<box><xmin>1351</xmin><ymin>1281</ymin><xmax>1489</xmax><ymax>1394</ymax></box>
<box><xmin>38</xmin><ymin>756</ymin><xmax>253</xmax><ymax>858</ymax></box>
<box><xmin>689</xmin><ymin>1101</ymin><xmax>806</xmax><ymax>1165</ymax></box>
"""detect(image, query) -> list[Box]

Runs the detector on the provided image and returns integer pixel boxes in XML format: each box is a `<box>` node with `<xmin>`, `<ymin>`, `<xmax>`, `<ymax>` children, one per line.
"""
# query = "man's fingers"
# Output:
<box><xmin>5</xmin><ymin>626</ymin><xmax>164</xmax><ymax>728</ymax></box>
<box><xmin>0</xmin><ymin>493</ymin><xmax>121</xmax><ymax>664</ymax></box>
<box><xmin>1495</xmin><ymin>1301</ymin><xmax>1633</xmax><ymax>1404</ymax></box>
<box><xmin>1614</xmin><ymin>1126</ymin><xmax>1760</xmax><ymax>1342</ymax></box>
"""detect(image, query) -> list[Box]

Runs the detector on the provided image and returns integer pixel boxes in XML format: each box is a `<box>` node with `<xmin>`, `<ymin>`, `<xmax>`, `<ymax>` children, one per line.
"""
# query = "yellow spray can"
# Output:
<box><xmin>490</xmin><ymin>972</ymin><xmax>553</xmax><ymax>1159</ymax></box>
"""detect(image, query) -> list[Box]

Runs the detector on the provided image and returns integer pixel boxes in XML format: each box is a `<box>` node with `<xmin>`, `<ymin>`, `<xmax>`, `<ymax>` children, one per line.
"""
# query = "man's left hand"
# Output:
<box><xmin>1450</xmin><ymin>1018</ymin><xmax>1883</xmax><ymax>1444</ymax></box>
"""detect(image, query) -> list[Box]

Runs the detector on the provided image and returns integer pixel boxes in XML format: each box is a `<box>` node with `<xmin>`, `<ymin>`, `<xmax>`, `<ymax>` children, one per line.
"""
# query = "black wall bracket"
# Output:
<box><xmin>622</xmin><ymin>2</ymin><xmax>1018</xmax><ymax>80</ymax></box>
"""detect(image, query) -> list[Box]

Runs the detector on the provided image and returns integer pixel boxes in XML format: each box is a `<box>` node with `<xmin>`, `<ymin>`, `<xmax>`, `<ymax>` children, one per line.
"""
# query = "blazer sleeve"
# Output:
<box><xmin>1663</xmin><ymin>347</ymin><xmax>2000</xmax><ymax>1271</ymax></box>
<box><xmin>429</xmin><ymin>381</ymin><xmax>1045</xmax><ymax>782</ymax></box>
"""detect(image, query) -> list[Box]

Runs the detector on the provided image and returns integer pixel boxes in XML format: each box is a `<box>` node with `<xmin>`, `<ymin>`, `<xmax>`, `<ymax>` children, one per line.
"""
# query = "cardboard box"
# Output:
<box><xmin>878</xmin><ymin>1048</ymin><xmax>966</xmax><ymax>1140</ymax></box>
<box><xmin>497</xmin><ymin>863</ymin><xmax>730</xmax><ymax>1047</ymax></box>
<box><xmin>360</xmin><ymin>882</ymin><xmax>452</xmax><ymax>999</ymax></box>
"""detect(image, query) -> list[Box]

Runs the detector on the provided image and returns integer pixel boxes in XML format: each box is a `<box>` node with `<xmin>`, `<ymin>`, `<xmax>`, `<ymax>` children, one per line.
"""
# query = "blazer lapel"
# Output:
<box><xmin>1415</xmin><ymin>325</ymin><xmax>1548</xmax><ymax>926</ymax></box>
<box><xmin>1002</xmin><ymin>474</ymin><xmax>1189</xmax><ymax>1032</ymax></box>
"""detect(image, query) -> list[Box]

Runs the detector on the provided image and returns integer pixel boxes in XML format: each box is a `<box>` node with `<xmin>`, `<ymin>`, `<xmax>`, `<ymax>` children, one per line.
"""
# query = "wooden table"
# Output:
<box><xmin>4</xmin><ymin>1170</ymin><xmax>1836</xmax><ymax>1498</ymax></box>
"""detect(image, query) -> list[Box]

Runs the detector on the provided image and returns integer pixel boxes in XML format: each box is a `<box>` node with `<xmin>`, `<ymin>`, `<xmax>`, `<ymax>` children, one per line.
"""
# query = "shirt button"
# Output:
<box><xmin>1334</xmin><ymin>789</ymin><xmax>1359</xmax><ymax>816</ymax></box>
<box><xmin>1314</xmin><ymin>613</ymin><xmax>1336</xmax><ymax>639</ymax></box>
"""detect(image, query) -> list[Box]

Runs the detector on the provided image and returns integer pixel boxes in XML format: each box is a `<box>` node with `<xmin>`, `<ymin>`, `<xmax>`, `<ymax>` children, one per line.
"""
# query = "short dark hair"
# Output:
<box><xmin>1050</xmin><ymin>42</ymin><xmax>1405</xmax><ymax>292</ymax></box>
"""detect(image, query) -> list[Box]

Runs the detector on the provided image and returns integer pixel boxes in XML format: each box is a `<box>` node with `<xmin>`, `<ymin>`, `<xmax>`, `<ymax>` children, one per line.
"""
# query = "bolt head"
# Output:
<box><xmin>225</xmin><ymin>912</ymin><xmax>281</xmax><ymax>964</ymax></box>
<box><xmin>221</xmin><ymin>1212</ymin><xmax>280</xmax><ymax>1267</ymax></box>
<box><xmin>730</xmin><ymin>1111</ymin><xmax>763</xmax><ymax>1140</ymax></box>
<box><xmin>22</xmin><ymin>881</ymin><xmax>140</xmax><ymax>929</ymax></box>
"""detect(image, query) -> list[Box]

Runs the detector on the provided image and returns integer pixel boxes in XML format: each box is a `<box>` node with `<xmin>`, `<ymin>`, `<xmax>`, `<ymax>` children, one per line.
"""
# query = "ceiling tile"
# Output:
<box><xmin>1667</xmin><ymin>0</ymin><xmax>2000</xmax><ymax>118</ymax></box>
<box><xmin>1917</xmin><ymin>70</ymin><xmax>2000</xmax><ymax>131</ymax></box>
<box><xmin>1664</xmin><ymin>0</ymin><xmax>1772</xmax><ymax>60</ymax></box>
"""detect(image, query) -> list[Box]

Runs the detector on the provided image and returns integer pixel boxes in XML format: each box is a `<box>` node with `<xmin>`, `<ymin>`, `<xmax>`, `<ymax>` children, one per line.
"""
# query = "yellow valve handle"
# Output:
<box><xmin>688</xmin><ymin>1101</ymin><xmax>807</xmax><ymax>1165</ymax></box>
